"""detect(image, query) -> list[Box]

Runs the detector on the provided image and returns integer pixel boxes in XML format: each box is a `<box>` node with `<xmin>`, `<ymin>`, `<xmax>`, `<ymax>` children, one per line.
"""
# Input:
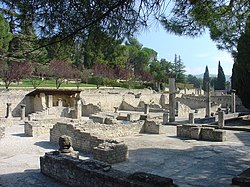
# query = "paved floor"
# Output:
<box><xmin>1</xmin><ymin>120</ymin><xmax>250</xmax><ymax>187</ymax></box>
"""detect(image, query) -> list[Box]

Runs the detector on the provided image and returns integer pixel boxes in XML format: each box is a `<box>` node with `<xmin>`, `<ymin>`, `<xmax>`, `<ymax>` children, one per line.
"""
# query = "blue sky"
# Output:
<box><xmin>136</xmin><ymin>25</ymin><xmax>234</xmax><ymax>75</ymax></box>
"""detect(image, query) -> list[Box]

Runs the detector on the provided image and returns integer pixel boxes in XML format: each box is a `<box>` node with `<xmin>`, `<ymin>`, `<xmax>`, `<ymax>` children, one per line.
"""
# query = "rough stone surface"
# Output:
<box><xmin>144</xmin><ymin>119</ymin><xmax>165</xmax><ymax>134</ymax></box>
<box><xmin>40</xmin><ymin>153</ymin><xmax>176</xmax><ymax>187</ymax></box>
<box><xmin>93</xmin><ymin>140</ymin><xmax>128</xmax><ymax>164</ymax></box>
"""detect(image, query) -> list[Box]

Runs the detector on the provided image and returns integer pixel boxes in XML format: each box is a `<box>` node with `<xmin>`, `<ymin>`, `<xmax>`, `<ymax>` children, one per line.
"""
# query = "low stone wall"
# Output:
<box><xmin>50</xmin><ymin>122</ymin><xmax>144</xmax><ymax>153</ymax></box>
<box><xmin>40</xmin><ymin>153</ymin><xmax>176</xmax><ymax>187</ymax></box>
<box><xmin>24</xmin><ymin>118</ymin><xmax>74</xmax><ymax>137</ymax></box>
<box><xmin>177</xmin><ymin>124</ymin><xmax>226</xmax><ymax>141</ymax></box>
<box><xmin>93</xmin><ymin>140</ymin><xmax>128</xmax><ymax>164</ymax></box>
<box><xmin>0</xmin><ymin>125</ymin><xmax>5</xmax><ymax>139</ymax></box>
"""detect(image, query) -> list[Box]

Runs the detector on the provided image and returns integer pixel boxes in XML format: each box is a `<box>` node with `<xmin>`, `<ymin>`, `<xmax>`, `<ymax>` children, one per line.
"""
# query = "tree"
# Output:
<box><xmin>150</xmin><ymin>59</ymin><xmax>172</xmax><ymax>92</ymax></box>
<box><xmin>214</xmin><ymin>61</ymin><xmax>226</xmax><ymax>90</ymax></box>
<box><xmin>0</xmin><ymin>60</ymin><xmax>32</xmax><ymax>89</ymax></box>
<box><xmin>47</xmin><ymin>60</ymin><xmax>73</xmax><ymax>89</ymax></box>
<box><xmin>161</xmin><ymin>0</ymin><xmax>249</xmax><ymax>52</ymax></box>
<box><xmin>186</xmin><ymin>74</ymin><xmax>202</xmax><ymax>88</ymax></box>
<box><xmin>172</xmin><ymin>54</ymin><xmax>186</xmax><ymax>83</ymax></box>
<box><xmin>202</xmin><ymin>66</ymin><xmax>210</xmax><ymax>91</ymax></box>
<box><xmin>232</xmin><ymin>16</ymin><xmax>250</xmax><ymax>108</ymax></box>
<box><xmin>0</xmin><ymin>13</ymin><xmax>12</xmax><ymax>57</ymax></box>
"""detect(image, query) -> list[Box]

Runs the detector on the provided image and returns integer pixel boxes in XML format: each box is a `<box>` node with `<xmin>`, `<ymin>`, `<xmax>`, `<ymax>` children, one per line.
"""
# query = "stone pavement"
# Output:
<box><xmin>1</xmin><ymin>121</ymin><xmax>250</xmax><ymax>187</ymax></box>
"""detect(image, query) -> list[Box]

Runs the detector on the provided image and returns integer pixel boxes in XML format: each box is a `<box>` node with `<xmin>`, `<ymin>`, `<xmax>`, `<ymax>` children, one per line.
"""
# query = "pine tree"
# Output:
<box><xmin>173</xmin><ymin>54</ymin><xmax>186</xmax><ymax>83</ymax></box>
<box><xmin>214</xmin><ymin>61</ymin><xmax>226</xmax><ymax>90</ymax></box>
<box><xmin>202</xmin><ymin>66</ymin><xmax>210</xmax><ymax>91</ymax></box>
<box><xmin>0</xmin><ymin>14</ymin><xmax>12</xmax><ymax>57</ymax></box>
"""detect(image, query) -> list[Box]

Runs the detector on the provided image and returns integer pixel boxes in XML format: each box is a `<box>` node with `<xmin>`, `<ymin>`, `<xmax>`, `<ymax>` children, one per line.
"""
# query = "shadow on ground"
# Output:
<box><xmin>0</xmin><ymin>169</ymin><xmax>67</xmax><ymax>187</ymax></box>
<box><xmin>114</xmin><ymin>142</ymin><xmax>250</xmax><ymax>187</ymax></box>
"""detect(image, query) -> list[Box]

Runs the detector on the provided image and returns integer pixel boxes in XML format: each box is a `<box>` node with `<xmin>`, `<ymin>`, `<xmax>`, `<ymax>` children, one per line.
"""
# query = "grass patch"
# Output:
<box><xmin>0</xmin><ymin>79</ymin><xmax>96</xmax><ymax>89</ymax></box>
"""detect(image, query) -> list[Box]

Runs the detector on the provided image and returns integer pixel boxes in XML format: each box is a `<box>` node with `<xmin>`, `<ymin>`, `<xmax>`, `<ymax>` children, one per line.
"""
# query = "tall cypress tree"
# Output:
<box><xmin>232</xmin><ymin>16</ymin><xmax>250</xmax><ymax>109</ymax></box>
<box><xmin>202</xmin><ymin>66</ymin><xmax>210</xmax><ymax>91</ymax></box>
<box><xmin>214</xmin><ymin>61</ymin><xmax>226</xmax><ymax>90</ymax></box>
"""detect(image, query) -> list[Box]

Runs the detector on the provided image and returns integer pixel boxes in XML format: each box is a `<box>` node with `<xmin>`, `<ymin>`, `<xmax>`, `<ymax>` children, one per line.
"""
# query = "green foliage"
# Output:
<box><xmin>232</xmin><ymin>16</ymin><xmax>250</xmax><ymax>108</ymax></box>
<box><xmin>0</xmin><ymin>14</ymin><xmax>12</xmax><ymax>56</ymax></box>
<box><xmin>202</xmin><ymin>66</ymin><xmax>210</xmax><ymax>91</ymax></box>
<box><xmin>161</xmin><ymin>0</ymin><xmax>249</xmax><ymax>52</ymax></box>
<box><xmin>172</xmin><ymin>54</ymin><xmax>186</xmax><ymax>83</ymax></box>
<box><xmin>186</xmin><ymin>74</ymin><xmax>202</xmax><ymax>88</ymax></box>
<box><xmin>214</xmin><ymin>61</ymin><xmax>226</xmax><ymax>90</ymax></box>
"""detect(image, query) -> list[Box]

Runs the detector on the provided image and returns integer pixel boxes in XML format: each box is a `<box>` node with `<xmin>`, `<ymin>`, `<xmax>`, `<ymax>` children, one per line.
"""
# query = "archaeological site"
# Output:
<box><xmin>1</xmin><ymin>79</ymin><xmax>250</xmax><ymax>187</ymax></box>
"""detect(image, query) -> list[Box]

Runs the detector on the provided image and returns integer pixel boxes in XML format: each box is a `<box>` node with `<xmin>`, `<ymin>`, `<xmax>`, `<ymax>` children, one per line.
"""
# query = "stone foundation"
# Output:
<box><xmin>50</xmin><ymin>121</ymin><xmax>144</xmax><ymax>153</ymax></box>
<box><xmin>93</xmin><ymin>140</ymin><xmax>128</xmax><ymax>164</ymax></box>
<box><xmin>24</xmin><ymin>118</ymin><xmax>75</xmax><ymax>137</ymax></box>
<box><xmin>40</xmin><ymin>153</ymin><xmax>176</xmax><ymax>187</ymax></box>
<box><xmin>177</xmin><ymin>124</ymin><xmax>226</xmax><ymax>141</ymax></box>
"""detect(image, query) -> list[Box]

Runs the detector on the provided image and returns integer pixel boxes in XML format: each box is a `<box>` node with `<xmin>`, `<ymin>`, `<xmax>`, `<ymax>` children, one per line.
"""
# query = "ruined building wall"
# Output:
<box><xmin>0</xmin><ymin>89</ymin><xmax>32</xmax><ymax>117</ymax></box>
<box><xmin>50</xmin><ymin>122</ymin><xmax>144</xmax><ymax>152</ymax></box>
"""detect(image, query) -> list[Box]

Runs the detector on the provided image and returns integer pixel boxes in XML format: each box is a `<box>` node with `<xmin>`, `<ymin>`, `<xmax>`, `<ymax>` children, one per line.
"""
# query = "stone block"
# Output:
<box><xmin>144</xmin><ymin>120</ymin><xmax>163</xmax><ymax>134</ymax></box>
<box><xmin>90</xmin><ymin>115</ymin><xmax>106</xmax><ymax>124</ymax></box>
<box><xmin>104</xmin><ymin>117</ymin><xmax>118</xmax><ymax>124</ymax></box>
<box><xmin>177</xmin><ymin>124</ymin><xmax>198</xmax><ymax>138</ymax></box>
<box><xmin>212</xmin><ymin>129</ymin><xmax>226</xmax><ymax>142</ymax></box>
<box><xmin>93</xmin><ymin>140</ymin><xmax>128</xmax><ymax>164</ymax></box>
<box><xmin>190</xmin><ymin>127</ymin><xmax>201</xmax><ymax>140</ymax></box>
<box><xmin>127</xmin><ymin>113</ymin><xmax>141</xmax><ymax>122</ymax></box>
<box><xmin>201</xmin><ymin>127</ymin><xmax>215</xmax><ymax>141</ymax></box>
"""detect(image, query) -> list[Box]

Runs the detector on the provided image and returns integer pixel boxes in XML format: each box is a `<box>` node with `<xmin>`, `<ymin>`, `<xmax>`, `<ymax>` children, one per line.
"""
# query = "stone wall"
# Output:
<box><xmin>177</xmin><ymin>124</ymin><xmax>226</xmax><ymax>141</ymax></box>
<box><xmin>50</xmin><ymin>122</ymin><xmax>144</xmax><ymax>152</ymax></box>
<box><xmin>0</xmin><ymin>89</ymin><xmax>32</xmax><ymax>117</ymax></box>
<box><xmin>40</xmin><ymin>153</ymin><xmax>176</xmax><ymax>187</ymax></box>
<box><xmin>24</xmin><ymin>118</ymin><xmax>74</xmax><ymax>137</ymax></box>
<box><xmin>93</xmin><ymin>140</ymin><xmax>128</xmax><ymax>164</ymax></box>
<box><xmin>80</xmin><ymin>89</ymin><xmax>169</xmax><ymax>112</ymax></box>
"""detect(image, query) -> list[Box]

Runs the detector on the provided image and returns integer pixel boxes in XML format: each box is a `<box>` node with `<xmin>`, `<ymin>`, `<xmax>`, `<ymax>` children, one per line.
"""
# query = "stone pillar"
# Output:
<box><xmin>163</xmin><ymin>112</ymin><xmax>169</xmax><ymax>125</ymax></box>
<box><xmin>6</xmin><ymin>103</ymin><xmax>12</xmax><ymax>118</ymax></box>
<box><xmin>169</xmin><ymin>78</ymin><xmax>176</xmax><ymax>122</ymax></box>
<box><xmin>47</xmin><ymin>95</ymin><xmax>53</xmax><ymax>108</ymax></box>
<box><xmin>218</xmin><ymin>111</ymin><xmax>225</xmax><ymax>128</ymax></box>
<box><xmin>75</xmin><ymin>98</ymin><xmax>82</xmax><ymax>119</ymax></box>
<box><xmin>20</xmin><ymin>104</ymin><xmax>26</xmax><ymax>120</ymax></box>
<box><xmin>58</xmin><ymin>98</ymin><xmax>63</xmax><ymax>107</ymax></box>
<box><xmin>189</xmin><ymin>113</ymin><xmax>194</xmax><ymax>124</ymax></box>
<box><xmin>40</xmin><ymin>93</ymin><xmax>46</xmax><ymax>109</ymax></box>
<box><xmin>144</xmin><ymin>104</ymin><xmax>149</xmax><ymax>114</ymax></box>
<box><xmin>231</xmin><ymin>89</ymin><xmax>236</xmax><ymax>113</ymax></box>
<box><xmin>184</xmin><ymin>86</ymin><xmax>187</xmax><ymax>94</ymax></box>
<box><xmin>205</xmin><ymin>81</ymin><xmax>211</xmax><ymax>118</ymax></box>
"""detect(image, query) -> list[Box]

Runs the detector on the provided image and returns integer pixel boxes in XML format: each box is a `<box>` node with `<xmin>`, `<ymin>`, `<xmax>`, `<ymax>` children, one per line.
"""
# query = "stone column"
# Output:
<box><xmin>189</xmin><ymin>113</ymin><xmax>194</xmax><ymax>124</ymax></box>
<box><xmin>163</xmin><ymin>112</ymin><xmax>169</xmax><ymax>125</ymax></box>
<box><xmin>47</xmin><ymin>95</ymin><xmax>53</xmax><ymax>108</ymax></box>
<box><xmin>144</xmin><ymin>104</ymin><xmax>149</xmax><ymax>114</ymax></box>
<box><xmin>58</xmin><ymin>98</ymin><xmax>63</xmax><ymax>107</ymax></box>
<box><xmin>20</xmin><ymin>104</ymin><xmax>26</xmax><ymax>120</ymax></box>
<box><xmin>205</xmin><ymin>81</ymin><xmax>211</xmax><ymax>118</ymax></box>
<box><xmin>6</xmin><ymin>103</ymin><xmax>12</xmax><ymax>118</ymax></box>
<box><xmin>218</xmin><ymin>111</ymin><xmax>225</xmax><ymax>128</ymax></box>
<box><xmin>169</xmin><ymin>78</ymin><xmax>176</xmax><ymax>122</ymax></box>
<box><xmin>75</xmin><ymin>98</ymin><xmax>82</xmax><ymax>119</ymax></box>
<box><xmin>40</xmin><ymin>93</ymin><xmax>46</xmax><ymax>109</ymax></box>
<box><xmin>184</xmin><ymin>86</ymin><xmax>187</xmax><ymax>94</ymax></box>
<box><xmin>231</xmin><ymin>89</ymin><xmax>236</xmax><ymax>113</ymax></box>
